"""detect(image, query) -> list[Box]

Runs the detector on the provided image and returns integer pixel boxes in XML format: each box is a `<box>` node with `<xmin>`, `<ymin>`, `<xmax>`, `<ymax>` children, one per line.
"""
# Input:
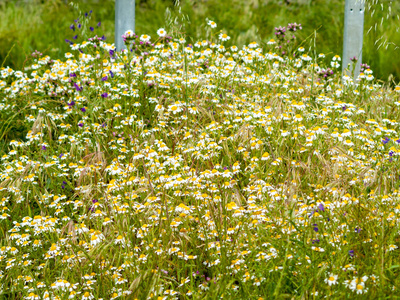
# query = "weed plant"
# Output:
<box><xmin>2</xmin><ymin>9</ymin><xmax>400</xmax><ymax>300</ymax></box>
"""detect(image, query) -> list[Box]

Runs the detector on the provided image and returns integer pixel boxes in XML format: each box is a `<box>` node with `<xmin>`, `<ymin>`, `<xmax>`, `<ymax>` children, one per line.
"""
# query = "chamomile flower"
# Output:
<box><xmin>219</xmin><ymin>33</ymin><xmax>230</xmax><ymax>41</ymax></box>
<box><xmin>157</xmin><ymin>28</ymin><xmax>167</xmax><ymax>37</ymax></box>
<box><xmin>325</xmin><ymin>274</ymin><xmax>338</xmax><ymax>286</ymax></box>
<box><xmin>140</xmin><ymin>34</ymin><xmax>151</xmax><ymax>42</ymax></box>
<box><xmin>208</xmin><ymin>20</ymin><xmax>217</xmax><ymax>28</ymax></box>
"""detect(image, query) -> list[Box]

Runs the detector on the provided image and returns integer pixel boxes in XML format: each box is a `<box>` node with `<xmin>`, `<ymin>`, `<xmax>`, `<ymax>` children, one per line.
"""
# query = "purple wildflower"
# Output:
<box><xmin>382</xmin><ymin>137</ymin><xmax>390</xmax><ymax>144</ymax></box>
<box><xmin>74</xmin><ymin>83</ymin><xmax>82</xmax><ymax>92</ymax></box>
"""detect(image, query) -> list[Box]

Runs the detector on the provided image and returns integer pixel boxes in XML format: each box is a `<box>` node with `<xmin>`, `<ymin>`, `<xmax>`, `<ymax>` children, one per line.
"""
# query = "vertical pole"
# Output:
<box><xmin>342</xmin><ymin>0</ymin><xmax>365</xmax><ymax>79</ymax></box>
<box><xmin>115</xmin><ymin>0</ymin><xmax>135</xmax><ymax>51</ymax></box>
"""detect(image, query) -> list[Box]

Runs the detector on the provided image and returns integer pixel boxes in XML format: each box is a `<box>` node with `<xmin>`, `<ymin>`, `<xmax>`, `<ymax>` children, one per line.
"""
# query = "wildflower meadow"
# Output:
<box><xmin>2</xmin><ymin>9</ymin><xmax>400</xmax><ymax>300</ymax></box>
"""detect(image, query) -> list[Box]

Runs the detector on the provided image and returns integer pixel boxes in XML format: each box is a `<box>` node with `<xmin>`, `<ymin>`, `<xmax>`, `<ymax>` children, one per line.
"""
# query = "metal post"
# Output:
<box><xmin>342</xmin><ymin>0</ymin><xmax>365</xmax><ymax>79</ymax></box>
<box><xmin>115</xmin><ymin>0</ymin><xmax>135</xmax><ymax>51</ymax></box>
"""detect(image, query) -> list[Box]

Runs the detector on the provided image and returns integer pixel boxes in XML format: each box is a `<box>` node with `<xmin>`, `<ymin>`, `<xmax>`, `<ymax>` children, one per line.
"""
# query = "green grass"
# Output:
<box><xmin>1</xmin><ymin>0</ymin><xmax>400</xmax><ymax>82</ymax></box>
<box><xmin>2</xmin><ymin>2</ymin><xmax>400</xmax><ymax>299</ymax></box>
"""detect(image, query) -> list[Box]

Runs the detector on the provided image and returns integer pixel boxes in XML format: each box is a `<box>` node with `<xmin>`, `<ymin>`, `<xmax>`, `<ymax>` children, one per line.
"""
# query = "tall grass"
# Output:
<box><xmin>1</xmin><ymin>0</ymin><xmax>400</xmax><ymax>82</ymax></box>
<box><xmin>1</xmin><ymin>13</ymin><xmax>400</xmax><ymax>298</ymax></box>
<box><xmin>2</xmin><ymin>1</ymin><xmax>400</xmax><ymax>298</ymax></box>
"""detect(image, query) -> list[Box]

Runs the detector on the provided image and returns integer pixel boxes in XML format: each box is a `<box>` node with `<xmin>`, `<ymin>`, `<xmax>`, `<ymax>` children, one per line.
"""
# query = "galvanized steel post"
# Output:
<box><xmin>342</xmin><ymin>0</ymin><xmax>365</xmax><ymax>79</ymax></box>
<box><xmin>115</xmin><ymin>0</ymin><xmax>135</xmax><ymax>51</ymax></box>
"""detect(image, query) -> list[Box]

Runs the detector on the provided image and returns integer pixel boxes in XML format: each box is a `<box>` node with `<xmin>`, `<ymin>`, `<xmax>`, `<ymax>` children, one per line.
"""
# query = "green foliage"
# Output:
<box><xmin>2</xmin><ymin>1</ymin><xmax>400</xmax><ymax>299</ymax></box>
<box><xmin>1</xmin><ymin>0</ymin><xmax>400</xmax><ymax>82</ymax></box>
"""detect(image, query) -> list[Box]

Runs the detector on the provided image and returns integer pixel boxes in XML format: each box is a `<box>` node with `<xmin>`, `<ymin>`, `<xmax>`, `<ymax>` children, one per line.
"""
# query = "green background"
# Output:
<box><xmin>0</xmin><ymin>0</ymin><xmax>399</xmax><ymax>83</ymax></box>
